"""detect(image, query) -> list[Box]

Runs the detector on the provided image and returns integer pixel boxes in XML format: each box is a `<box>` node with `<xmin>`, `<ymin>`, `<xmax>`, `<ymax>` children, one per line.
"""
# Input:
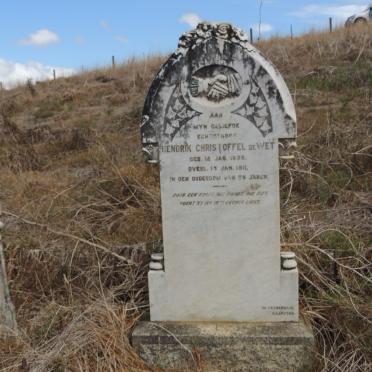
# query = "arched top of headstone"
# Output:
<box><xmin>141</xmin><ymin>22</ymin><xmax>296</xmax><ymax>151</ymax></box>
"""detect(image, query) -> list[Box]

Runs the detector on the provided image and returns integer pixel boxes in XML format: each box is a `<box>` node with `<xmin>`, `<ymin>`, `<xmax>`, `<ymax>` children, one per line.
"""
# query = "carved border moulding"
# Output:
<box><xmin>140</xmin><ymin>22</ymin><xmax>297</xmax><ymax>154</ymax></box>
<box><xmin>281</xmin><ymin>252</ymin><xmax>298</xmax><ymax>271</ymax></box>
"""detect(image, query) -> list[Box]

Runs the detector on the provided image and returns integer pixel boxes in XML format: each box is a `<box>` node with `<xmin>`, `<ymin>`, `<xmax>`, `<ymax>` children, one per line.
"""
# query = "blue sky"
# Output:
<box><xmin>0</xmin><ymin>0</ymin><xmax>369</xmax><ymax>87</ymax></box>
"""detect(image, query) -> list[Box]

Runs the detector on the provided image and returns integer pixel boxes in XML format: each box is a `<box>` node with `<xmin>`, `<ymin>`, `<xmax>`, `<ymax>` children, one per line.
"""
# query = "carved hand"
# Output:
<box><xmin>207</xmin><ymin>75</ymin><xmax>229</xmax><ymax>101</ymax></box>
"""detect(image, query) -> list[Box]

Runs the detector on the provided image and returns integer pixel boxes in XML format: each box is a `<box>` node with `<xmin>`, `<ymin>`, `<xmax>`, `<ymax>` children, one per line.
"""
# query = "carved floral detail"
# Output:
<box><xmin>177</xmin><ymin>22</ymin><xmax>250</xmax><ymax>52</ymax></box>
<box><xmin>163</xmin><ymin>85</ymin><xmax>201</xmax><ymax>141</ymax></box>
<box><xmin>215</xmin><ymin>23</ymin><xmax>232</xmax><ymax>39</ymax></box>
<box><xmin>196</xmin><ymin>22</ymin><xmax>213</xmax><ymax>39</ymax></box>
<box><xmin>233</xmin><ymin>79</ymin><xmax>273</xmax><ymax>137</ymax></box>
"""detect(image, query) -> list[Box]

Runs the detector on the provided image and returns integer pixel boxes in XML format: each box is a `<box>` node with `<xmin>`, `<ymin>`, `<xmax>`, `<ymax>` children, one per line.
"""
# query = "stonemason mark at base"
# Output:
<box><xmin>132</xmin><ymin>320</ymin><xmax>315</xmax><ymax>372</ymax></box>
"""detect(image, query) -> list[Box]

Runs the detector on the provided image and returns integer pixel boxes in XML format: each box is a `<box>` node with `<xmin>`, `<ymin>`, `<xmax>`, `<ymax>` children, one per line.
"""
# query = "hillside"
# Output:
<box><xmin>0</xmin><ymin>25</ymin><xmax>371</xmax><ymax>371</ymax></box>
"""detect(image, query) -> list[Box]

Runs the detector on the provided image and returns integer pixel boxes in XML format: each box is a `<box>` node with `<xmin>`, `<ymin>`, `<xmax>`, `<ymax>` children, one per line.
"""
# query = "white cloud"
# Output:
<box><xmin>292</xmin><ymin>4</ymin><xmax>367</xmax><ymax>20</ymax></box>
<box><xmin>115</xmin><ymin>35</ymin><xmax>128</xmax><ymax>43</ymax></box>
<box><xmin>18</xmin><ymin>29</ymin><xmax>60</xmax><ymax>47</ymax></box>
<box><xmin>252</xmin><ymin>23</ymin><xmax>273</xmax><ymax>33</ymax></box>
<box><xmin>179</xmin><ymin>13</ymin><xmax>202</xmax><ymax>28</ymax></box>
<box><xmin>0</xmin><ymin>58</ymin><xmax>76</xmax><ymax>89</ymax></box>
<box><xmin>100</xmin><ymin>20</ymin><xmax>111</xmax><ymax>31</ymax></box>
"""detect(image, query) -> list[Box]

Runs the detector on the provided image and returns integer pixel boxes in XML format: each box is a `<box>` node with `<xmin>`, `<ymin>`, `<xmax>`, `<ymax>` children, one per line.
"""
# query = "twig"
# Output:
<box><xmin>150</xmin><ymin>323</ymin><xmax>198</xmax><ymax>368</ymax></box>
<box><xmin>2</xmin><ymin>210</ymin><xmax>134</xmax><ymax>264</ymax></box>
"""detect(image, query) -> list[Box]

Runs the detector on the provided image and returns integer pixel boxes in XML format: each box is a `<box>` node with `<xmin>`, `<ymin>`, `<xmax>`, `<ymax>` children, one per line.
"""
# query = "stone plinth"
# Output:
<box><xmin>132</xmin><ymin>320</ymin><xmax>315</xmax><ymax>371</ymax></box>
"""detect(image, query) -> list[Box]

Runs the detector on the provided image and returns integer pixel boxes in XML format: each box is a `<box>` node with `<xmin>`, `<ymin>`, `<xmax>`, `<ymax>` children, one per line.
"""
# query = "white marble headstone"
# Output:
<box><xmin>141</xmin><ymin>23</ymin><xmax>298</xmax><ymax>322</ymax></box>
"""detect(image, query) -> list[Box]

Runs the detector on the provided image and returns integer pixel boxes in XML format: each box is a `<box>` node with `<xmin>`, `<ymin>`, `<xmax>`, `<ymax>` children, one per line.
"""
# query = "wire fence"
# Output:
<box><xmin>251</xmin><ymin>16</ymin><xmax>337</xmax><ymax>43</ymax></box>
<box><xmin>0</xmin><ymin>17</ymin><xmax>357</xmax><ymax>87</ymax></box>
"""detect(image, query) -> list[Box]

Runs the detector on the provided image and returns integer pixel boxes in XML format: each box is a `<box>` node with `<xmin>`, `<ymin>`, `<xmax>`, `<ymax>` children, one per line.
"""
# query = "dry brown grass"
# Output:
<box><xmin>0</xmin><ymin>26</ymin><xmax>371</xmax><ymax>371</ymax></box>
<box><xmin>0</xmin><ymin>297</ymin><xmax>149</xmax><ymax>371</ymax></box>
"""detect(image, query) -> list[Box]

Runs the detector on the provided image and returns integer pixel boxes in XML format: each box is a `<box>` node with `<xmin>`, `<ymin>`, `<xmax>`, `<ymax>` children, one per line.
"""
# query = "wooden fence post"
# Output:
<box><xmin>112</xmin><ymin>55</ymin><xmax>115</xmax><ymax>69</ymax></box>
<box><xmin>329</xmin><ymin>17</ymin><xmax>333</xmax><ymax>33</ymax></box>
<box><xmin>250</xmin><ymin>28</ymin><xmax>253</xmax><ymax>44</ymax></box>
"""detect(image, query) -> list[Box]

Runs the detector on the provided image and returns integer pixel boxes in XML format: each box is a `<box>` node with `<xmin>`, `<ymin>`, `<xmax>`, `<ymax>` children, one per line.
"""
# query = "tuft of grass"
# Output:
<box><xmin>33</xmin><ymin>100</ymin><xmax>64</xmax><ymax>121</ymax></box>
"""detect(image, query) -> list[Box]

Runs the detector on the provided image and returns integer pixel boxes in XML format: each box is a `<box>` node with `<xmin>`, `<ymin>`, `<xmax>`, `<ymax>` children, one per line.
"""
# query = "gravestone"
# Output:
<box><xmin>142</xmin><ymin>22</ymin><xmax>298</xmax><ymax>322</ymax></box>
<box><xmin>133</xmin><ymin>23</ymin><xmax>314</xmax><ymax>371</ymax></box>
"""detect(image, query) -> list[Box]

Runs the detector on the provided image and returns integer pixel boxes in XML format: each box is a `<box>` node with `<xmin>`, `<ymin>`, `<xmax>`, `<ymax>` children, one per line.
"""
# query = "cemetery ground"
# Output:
<box><xmin>0</xmin><ymin>25</ymin><xmax>371</xmax><ymax>371</ymax></box>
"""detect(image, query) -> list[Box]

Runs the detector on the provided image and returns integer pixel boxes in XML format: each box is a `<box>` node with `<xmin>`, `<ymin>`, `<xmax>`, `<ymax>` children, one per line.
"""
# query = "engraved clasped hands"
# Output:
<box><xmin>190</xmin><ymin>72</ymin><xmax>241</xmax><ymax>102</ymax></box>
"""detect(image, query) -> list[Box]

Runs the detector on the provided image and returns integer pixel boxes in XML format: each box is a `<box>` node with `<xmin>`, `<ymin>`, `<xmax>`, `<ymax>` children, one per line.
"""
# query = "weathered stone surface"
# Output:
<box><xmin>132</xmin><ymin>320</ymin><xmax>315</xmax><ymax>371</ymax></box>
<box><xmin>0</xmin><ymin>222</ymin><xmax>17</xmax><ymax>337</ymax></box>
<box><xmin>141</xmin><ymin>22</ymin><xmax>298</xmax><ymax>322</ymax></box>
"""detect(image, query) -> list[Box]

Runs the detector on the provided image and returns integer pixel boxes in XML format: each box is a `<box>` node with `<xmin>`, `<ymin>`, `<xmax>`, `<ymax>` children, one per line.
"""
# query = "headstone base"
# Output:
<box><xmin>132</xmin><ymin>320</ymin><xmax>315</xmax><ymax>371</ymax></box>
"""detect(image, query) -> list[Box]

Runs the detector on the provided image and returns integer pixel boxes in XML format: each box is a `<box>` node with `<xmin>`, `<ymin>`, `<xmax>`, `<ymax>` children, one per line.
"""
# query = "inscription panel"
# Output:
<box><xmin>160</xmin><ymin>107</ymin><xmax>281</xmax><ymax>303</ymax></box>
<box><xmin>162</xmin><ymin>115</ymin><xmax>275</xmax><ymax>209</ymax></box>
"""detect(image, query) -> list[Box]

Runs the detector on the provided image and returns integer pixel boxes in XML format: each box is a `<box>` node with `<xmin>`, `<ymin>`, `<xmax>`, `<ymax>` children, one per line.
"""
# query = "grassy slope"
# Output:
<box><xmin>0</xmin><ymin>26</ymin><xmax>371</xmax><ymax>371</ymax></box>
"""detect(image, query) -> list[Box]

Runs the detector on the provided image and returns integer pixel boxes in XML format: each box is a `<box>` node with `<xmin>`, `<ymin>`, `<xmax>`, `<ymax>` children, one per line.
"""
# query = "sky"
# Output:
<box><xmin>0</xmin><ymin>0</ymin><xmax>370</xmax><ymax>88</ymax></box>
